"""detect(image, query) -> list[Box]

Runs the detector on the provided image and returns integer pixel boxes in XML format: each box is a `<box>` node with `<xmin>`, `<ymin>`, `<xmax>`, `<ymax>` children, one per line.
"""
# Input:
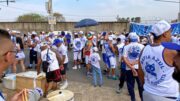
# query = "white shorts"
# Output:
<box><xmin>85</xmin><ymin>56</ymin><xmax>90</xmax><ymax>64</ymax></box>
<box><xmin>16</xmin><ymin>51</ymin><xmax>25</xmax><ymax>60</ymax></box>
<box><xmin>109</xmin><ymin>56</ymin><xmax>116</xmax><ymax>69</ymax></box>
<box><xmin>73</xmin><ymin>52</ymin><xmax>81</xmax><ymax>61</ymax></box>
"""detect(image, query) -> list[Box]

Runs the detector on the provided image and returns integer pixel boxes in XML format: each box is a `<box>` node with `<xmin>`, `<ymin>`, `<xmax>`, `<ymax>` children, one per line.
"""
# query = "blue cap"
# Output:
<box><xmin>162</xmin><ymin>42</ymin><xmax>180</xmax><ymax>52</ymax></box>
<box><xmin>53</xmin><ymin>39</ymin><xmax>63</xmax><ymax>46</ymax></box>
<box><xmin>102</xmin><ymin>32</ymin><xmax>106</xmax><ymax>36</ymax></box>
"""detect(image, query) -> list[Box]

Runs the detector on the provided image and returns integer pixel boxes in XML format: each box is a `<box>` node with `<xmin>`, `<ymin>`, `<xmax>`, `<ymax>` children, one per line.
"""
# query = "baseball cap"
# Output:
<box><xmin>32</xmin><ymin>31</ymin><xmax>37</xmax><ymax>35</ymax></box>
<box><xmin>102</xmin><ymin>32</ymin><xmax>107</xmax><ymax>36</ymax></box>
<box><xmin>128</xmin><ymin>32</ymin><xmax>139</xmax><ymax>41</ymax></box>
<box><xmin>40</xmin><ymin>42</ymin><xmax>48</xmax><ymax>47</ymax></box>
<box><xmin>162</xmin><ymin>42</ymin><xmax>180</xmax><ymax>52</ymax></box>
<box><xmin>61</xmin><ymin>31</ymin><xmax>65</xmax><ymax>36</ymax></box>
<box><xmin>74</xmin><ymin>32</ymin><xmax>78</xmax><ymax>35</ymax></box>
<box><xmin>79</xmin><ymin>31</ymin><xmax>84</xmax><ymax>34</ymax></box>
<box><xmin>150</xmin><ymin>20</ymin><xmax>171</xmax><ymax>37</ymax></box>
<box><xmin>93</xmin><ymin>47</ymin><xmax>98</xmax><ymax>52</ymax></box>
<box><xmin>87</xmin><ymin>33</ymin><xmax>93</xmax><ymax>40</ymax></box>
<box><xmin>53</xmin><ymin>39</ymin><xmax>63</xmax><ymax>46</ymax></box>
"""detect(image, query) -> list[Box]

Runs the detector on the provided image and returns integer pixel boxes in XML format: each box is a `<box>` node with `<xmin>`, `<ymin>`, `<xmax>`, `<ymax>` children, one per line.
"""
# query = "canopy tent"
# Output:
<box><xmin>130</xmin><ymin>22</ymin><xmax>180</xmax><ymax>36</ymax></box>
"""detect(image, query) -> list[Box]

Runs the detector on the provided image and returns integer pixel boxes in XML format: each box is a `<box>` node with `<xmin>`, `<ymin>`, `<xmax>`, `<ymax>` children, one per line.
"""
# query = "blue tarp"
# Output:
<box><xmin>130</xmin><ymin>22</ymin><xmax>180</xmax><ymax>36</ymax></box>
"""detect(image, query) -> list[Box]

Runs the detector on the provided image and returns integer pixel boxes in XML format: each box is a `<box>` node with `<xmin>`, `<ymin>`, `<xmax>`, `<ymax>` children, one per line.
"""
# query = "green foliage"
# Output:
<box><xmin>17</xmin><ymin>13</ymin><xmax>47</xmax><ymax>22</ymax></box>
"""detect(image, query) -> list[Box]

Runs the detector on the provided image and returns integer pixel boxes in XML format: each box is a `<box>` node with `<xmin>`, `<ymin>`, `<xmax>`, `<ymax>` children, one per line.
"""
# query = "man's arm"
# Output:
<box><xmin>138</xmin><ymin>60</ymin><xmax>145</xmax><ymax>85</ymax></box>
<box><xmin>109</xmin><ymin>42</ymin><xmax>116</xmax><ymax>54</ymax></box>
<box><xmin>37</xmin><ymin>55</ymin><xmax>42</xmax><ymax>75</ymax></box>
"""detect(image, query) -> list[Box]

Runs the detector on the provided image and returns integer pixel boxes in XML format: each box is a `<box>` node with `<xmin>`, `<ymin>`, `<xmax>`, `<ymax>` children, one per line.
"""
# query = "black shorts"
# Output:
<box><xmin>60</xmin><ymin>63</ymin><xmax>68</xmax><ymax>75</ymax></box>
<box><xmin>46</xmin><ymin>69</ymin><xmax>61</xmax><ymax>83</ymax></box>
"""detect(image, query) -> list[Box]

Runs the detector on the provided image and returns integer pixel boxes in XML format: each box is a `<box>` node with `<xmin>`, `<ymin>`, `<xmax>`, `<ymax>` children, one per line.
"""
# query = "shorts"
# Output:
<box><xmin>73</xmin><ymin>51</ymin><xmax>81</xmax><ymax>60</ymax></box>
<box><xmin>109</xmin><ymin>56</ymin><xmax>116</xmax><ymax>69</ymax></box>
<box><xmin>102</xmin><ymin>53</ymin><xmax>111</xmax><ymax>68</ymax></box>
<box><xmin>16</xmin><ymin>51</ymin><xmax>25</xmax><ymax>60</ymax></box>
<box><xmin>60</xmin><ymin>63</ymin><xmax>68</xmax><ymax>75</ymax></box>
<box><xmin>85</xmin><ymin>55</ymin><xmax>90</xmax><ymax>64</ymax></box>
<box><xmin>46</xmin><ymin>69</ymin><xmax>61</xmax><ymax>83</ymax></box>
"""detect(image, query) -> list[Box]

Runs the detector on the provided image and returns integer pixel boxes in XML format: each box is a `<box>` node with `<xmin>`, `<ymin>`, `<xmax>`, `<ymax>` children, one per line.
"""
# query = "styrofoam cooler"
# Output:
<box><xmin>47</xmin><ymin>90</ymin><xmax>74</xmax><ymax>101</ymax></box>
<box><xmin>3</xmin><ymin>74</ymin><xmax>16</xmax><ymax>90</ymax></box>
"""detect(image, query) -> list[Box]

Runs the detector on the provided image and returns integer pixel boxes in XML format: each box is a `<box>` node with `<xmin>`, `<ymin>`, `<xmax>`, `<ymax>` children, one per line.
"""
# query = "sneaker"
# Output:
<box><xmin>87</xmin><ymin>72</ymin><xmax>92</xmax><ymax>77</ymax></box>
<box><xmin>111</xmin><ymin>76</ymin><xmax>117</xmax><ymax>80</ymax></box>
<box><xmin>116</xmin><ymin>88</ymin><xmax>122</xmax><ymax>94</ymax></box>
<box><xmin>78</xmin><ymin>65</ymin><xmax>81</xmax><ymax>69</ymax></box>
<box><xmin>72</xmin><ymin>66</ymin><xmax>77</xmax><ymax>70</ymax></box>
<box><xmin>60</xmin><ymin>81</ymin><xmax>68</xmax><ymax>90</ymax></box>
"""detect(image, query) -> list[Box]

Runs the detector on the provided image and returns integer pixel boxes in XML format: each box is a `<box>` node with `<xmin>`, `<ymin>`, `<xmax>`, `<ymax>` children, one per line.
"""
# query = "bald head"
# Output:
<box><xmin>0</xmin><ymin>29</ymin><xmax>15</xmax><ymax>74</ymax></box>
<box><xmin>0</xmin><ymin>29</ymin><xmax>13</xmax><ymax>56</ymax></box>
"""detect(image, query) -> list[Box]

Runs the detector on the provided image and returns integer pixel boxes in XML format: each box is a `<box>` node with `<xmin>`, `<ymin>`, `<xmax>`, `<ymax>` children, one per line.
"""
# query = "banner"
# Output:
<box><xmin>130</xmin><ymin>22</ymin><xmax>180</xmax><ymax>36</ymax></box>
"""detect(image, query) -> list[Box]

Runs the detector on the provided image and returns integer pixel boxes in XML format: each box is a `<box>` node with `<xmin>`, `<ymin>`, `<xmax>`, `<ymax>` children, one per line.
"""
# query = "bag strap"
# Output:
<box><xmin>46</xmin><ymin>49</ymin><xmax>49</xmax><ymax>61</ymax></box>
<box><xmin>46</xmin><ymin>49</ymin><xmax>50</xmax><ymax>72</ymax></box>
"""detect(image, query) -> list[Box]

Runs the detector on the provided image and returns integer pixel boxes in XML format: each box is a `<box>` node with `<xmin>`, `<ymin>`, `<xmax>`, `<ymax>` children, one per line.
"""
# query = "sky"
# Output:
<box><xmin>0</xmin><ymin>0</ymin><xmax>179</xmax><ymax>23</ymax></box>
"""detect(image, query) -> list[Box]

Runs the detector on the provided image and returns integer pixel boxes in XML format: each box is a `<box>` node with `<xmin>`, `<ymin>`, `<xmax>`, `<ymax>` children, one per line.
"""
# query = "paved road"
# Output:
<box><xmin>1</xmin><ymin>48</ymin><xmax>141</xmax><ymax>101</ymax></box>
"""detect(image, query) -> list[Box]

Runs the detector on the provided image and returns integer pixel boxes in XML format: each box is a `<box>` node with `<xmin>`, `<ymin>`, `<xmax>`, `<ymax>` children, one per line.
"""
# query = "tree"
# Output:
<box><xmin>53</xmin><ymin>12</ymin><xmax>65</xmax><ymax>22</ymax></box>
<box><xmin>17</xmin><ymin>13</ymin><xmax>47</xmax><ymax>22</ymax></box>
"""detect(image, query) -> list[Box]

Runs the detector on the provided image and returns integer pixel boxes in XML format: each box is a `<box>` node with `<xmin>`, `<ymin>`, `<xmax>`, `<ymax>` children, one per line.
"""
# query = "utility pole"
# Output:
<box><xmin>46</xmin><ymin>0</ymin><xmax>55</xmax><ymax>31</ymax></box>
<box><xmin>154</xmin><ymin>0</ymin><xmax>180</xmax><ymax>22</ymax></box>
<box><xmin>0</xmin><ymin>0</ymin><xmax>15</xmax><ymax>6</ymax></box>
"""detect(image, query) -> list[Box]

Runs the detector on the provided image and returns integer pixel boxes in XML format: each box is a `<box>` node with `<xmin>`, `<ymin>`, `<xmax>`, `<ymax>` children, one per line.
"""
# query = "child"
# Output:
<box><xmin>90</xmin><ymin>47</ymin><xmax>103</xmax><ymax>87</ymax></box>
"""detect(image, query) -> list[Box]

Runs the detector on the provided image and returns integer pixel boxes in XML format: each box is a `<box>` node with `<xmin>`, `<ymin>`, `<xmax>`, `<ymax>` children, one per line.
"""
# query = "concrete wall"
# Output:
<box><xmin>0</xmin><ymin>22</ymin><xmax>129</xmax><ymax>33</ymax></box>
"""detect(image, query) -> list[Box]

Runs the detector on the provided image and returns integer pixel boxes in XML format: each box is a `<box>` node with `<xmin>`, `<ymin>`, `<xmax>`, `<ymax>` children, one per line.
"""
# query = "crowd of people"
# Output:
<box><xmin>0</xmin><ymin>20</ymin><xmax>179</xmax><ymax>101</ymax></box>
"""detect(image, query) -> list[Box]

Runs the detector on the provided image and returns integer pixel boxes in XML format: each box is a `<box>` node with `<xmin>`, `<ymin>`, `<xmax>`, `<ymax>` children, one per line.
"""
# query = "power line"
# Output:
<box><xmin>154</xmin><ymin>0</ymin><xmax>180</xmax><ymax>3</ymax></box>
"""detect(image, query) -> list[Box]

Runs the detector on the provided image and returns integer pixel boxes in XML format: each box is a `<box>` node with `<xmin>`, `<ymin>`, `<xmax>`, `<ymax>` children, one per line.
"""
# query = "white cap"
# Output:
<box><xmin>40</xmin><ymin>42</ymin><xmax>48</xmax><ymax>47</ymax></box>
<box><xmin>74</xmin><ymin>33</ymin><xmax>78</xmax><ymax>35</ymax></box>
<box><xmin>128</xmin><ymin>32</ymin><xmax>138</xmax><ymax>40</ymax></box>
<box><xmin>93</xmin><ymin>47</ymin><xmax>98</xmax><ymax>52</ymax></box>
<box><xmin>32</xmin><ymin>31</ymin><xmax>37</xmax><ymax>35</ymax></box>
<box><xmin>79</xmin><ymin>31</ymin><xmax>84</xmax><ymax>34</ymax></box>
<box><xmin>151</xmin><ymin>20</ymin><xmax>171</xmax><ymax>37</ymax></box>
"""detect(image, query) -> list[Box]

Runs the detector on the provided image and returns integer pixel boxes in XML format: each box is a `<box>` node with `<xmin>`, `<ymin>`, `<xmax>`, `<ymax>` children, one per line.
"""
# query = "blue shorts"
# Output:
<box><xmin>102</xmin><ymin>53</ymin><xmax>111</xmax><ymax>68</ymax></box>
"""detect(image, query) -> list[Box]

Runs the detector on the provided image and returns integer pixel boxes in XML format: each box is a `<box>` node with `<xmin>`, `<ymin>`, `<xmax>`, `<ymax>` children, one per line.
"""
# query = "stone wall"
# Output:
<box><xmin>0</xmin><ymin>22</ymin><xmax>129</xmax><ymax>33</ymax></box>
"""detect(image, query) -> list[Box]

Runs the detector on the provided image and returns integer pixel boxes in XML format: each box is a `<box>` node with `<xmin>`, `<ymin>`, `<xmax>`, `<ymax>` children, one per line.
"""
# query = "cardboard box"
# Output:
<box><xmin>16</xmin><ymin>71</ymin><xmax>46</xmax><ymax>92</ymax></box>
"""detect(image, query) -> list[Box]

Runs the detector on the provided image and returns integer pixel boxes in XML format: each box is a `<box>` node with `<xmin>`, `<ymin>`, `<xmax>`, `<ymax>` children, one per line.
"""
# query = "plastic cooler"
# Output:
<box><xmin>3</xmin><ymin>74</ymin><xmax>16</xmax><ymax>90</ymax></box>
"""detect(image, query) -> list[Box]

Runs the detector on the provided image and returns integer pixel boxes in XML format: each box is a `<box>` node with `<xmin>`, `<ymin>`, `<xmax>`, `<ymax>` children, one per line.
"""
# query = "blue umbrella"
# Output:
<box><xmin>75</xmin><ymin>18</ymin><xmax>99</xmax><ymax>28</ymax></box>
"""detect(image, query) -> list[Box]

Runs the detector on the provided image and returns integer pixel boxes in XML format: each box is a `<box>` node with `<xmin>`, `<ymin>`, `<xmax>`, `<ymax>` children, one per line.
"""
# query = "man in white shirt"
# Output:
<box><xmin>53</xmin><ymin>39</ymin><xmax>69</xmax><ymax>90</ymax></box>
<box><xmin>72</xmin><ymin>33</ymin><xmax>83</xmax><ymax>69</ymax></box>
<box><xmin>37</xmin><ymin>42</ymin><xmax>61</xmax><ymax>97</ymax></box>
<box><xmin>138</xmin><ymin>20</ymin><xmax>179</xmax><ymax>101</ymax></box>
<box><xmin>123</xmin><ymin>32</ymin><xmax>144</xmax><ymax>101</ymax></box>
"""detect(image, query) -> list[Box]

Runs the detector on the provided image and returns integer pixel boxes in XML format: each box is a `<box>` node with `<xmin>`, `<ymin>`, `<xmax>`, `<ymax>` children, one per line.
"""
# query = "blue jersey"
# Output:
<box><xmin>103</xmin><ymin>42</ymin><xmax>115</xmax><ymax>57</ymax></box>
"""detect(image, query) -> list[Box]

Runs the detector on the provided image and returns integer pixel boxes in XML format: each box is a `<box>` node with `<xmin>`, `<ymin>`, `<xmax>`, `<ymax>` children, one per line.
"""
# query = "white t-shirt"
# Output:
<box><xmin>80</xmin><ymin>36</ymin><xmax>87</xmax><ymax>48</ymax></box>
<box><xmin>118</xmin><ymin>35</ymin><xmax>126</xmax><ymax>43</ymax></box>
<box><xmin>73</xmin><ymin>38</ymin><xmax>82</xmax><ymax>52</ymax></box>
<box><xmin>110</xmin><ymin>34</ymin><xmax>117</xmax><ymax>44</ymax></box>
<box><xmin>57</xmin><ymin>44</ymin><xmax>68</xmax><ymax>64</ymax></box>
<box><xmin>41</xmin><ymin>48</ymin><xmax>59</xmax><ymax>72</ymax></box>
<box><xmin>90</xmin><ymin>52</ymin><xmax>101</xmax><ymax>68</ymax></box>
<box><xmin>92</xmin><ymin>36</ymin><xmax>97</xmax><ymax>46</ymax></box>
<box><xmin>0</xmin><ymin>92</ymin><xmax>4</xmax><ymax>101</ymax></box>
<box><xmin>123</xmin><ymin>42</ymin><xmax>144</xmax><ymax>70</ymax></box>
<box><xmin>117</xmin><ymin>43</ymin><xmax>125</xmax><ymax>62</ymax></box>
